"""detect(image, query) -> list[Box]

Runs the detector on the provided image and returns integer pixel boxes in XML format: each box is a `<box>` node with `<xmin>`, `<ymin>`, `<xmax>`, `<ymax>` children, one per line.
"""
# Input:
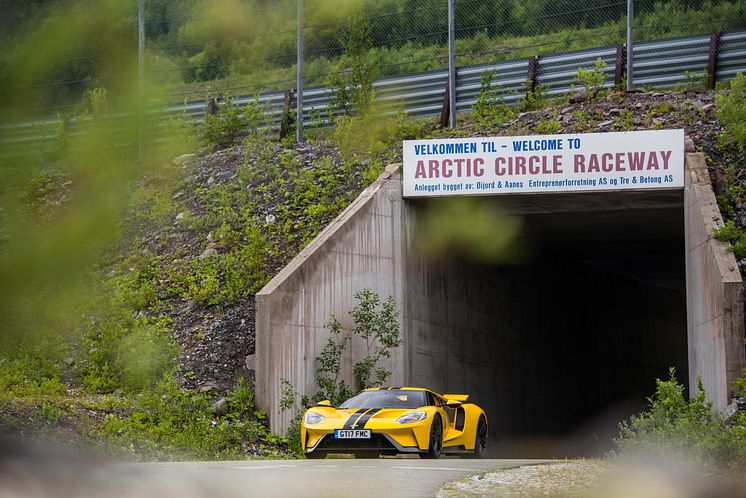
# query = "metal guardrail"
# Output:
<box><xmin>2</xmin><ymin>30</ymin><xmax>744</xmax><ymax>157</ymax></box>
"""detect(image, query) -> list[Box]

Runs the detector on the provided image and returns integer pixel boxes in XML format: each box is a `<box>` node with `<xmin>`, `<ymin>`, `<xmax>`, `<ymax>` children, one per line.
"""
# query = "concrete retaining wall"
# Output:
<box><xmin>256</xmin><ymin>164</ymin><xmax>406</xmax><ymax>433</ymax></box>
<box><xmin>685</xmin><ymin>152</ymin><xmax>746</xmax><ymax>406</ymax></box>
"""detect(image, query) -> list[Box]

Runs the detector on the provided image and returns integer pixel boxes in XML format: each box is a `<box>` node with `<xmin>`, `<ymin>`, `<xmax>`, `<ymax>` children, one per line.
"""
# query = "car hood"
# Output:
<box><xmin>306</xmin><ymin>407</ymin><xmax>426</xmax><ymax>427</ymax></box>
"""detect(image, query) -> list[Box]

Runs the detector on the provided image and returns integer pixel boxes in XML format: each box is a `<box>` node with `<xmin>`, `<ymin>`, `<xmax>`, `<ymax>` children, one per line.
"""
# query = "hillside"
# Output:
<box><xmin>2</xmin><ymin>80</ymin><xmax>745</xmax><ymax>460</ymax></box>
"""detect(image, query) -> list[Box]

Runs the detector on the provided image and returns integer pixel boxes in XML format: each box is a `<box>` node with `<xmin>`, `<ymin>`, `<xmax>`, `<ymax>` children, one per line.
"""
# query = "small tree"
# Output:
<box><xmin>314</xmin><ymin>316</ymin><xmax>353</xmax><ymax>405</ymax></box>
<box><xmin>350</xmin><ymin>289</ymin><xmax>401</xmax><ymax>390</ymax></box>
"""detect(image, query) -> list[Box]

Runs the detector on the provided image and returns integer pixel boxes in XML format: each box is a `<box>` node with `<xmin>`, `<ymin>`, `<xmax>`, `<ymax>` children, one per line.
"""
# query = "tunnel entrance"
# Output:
<box><xmin>405</xmin><ymin>190</ymin><xmax>688</xmax><ymax>457</ymax></box>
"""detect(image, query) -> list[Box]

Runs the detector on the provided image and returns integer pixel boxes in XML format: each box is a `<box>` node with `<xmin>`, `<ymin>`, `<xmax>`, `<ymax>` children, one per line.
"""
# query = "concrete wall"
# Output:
<box><xmin>256</xmin><ymin>164</ymin><xmax>406</xmax><ymax>433</ymax></box>
<box><xmin>685</xmin><ymin>152</ymin><xmax>746</xmax><ymax>406</ymax></box>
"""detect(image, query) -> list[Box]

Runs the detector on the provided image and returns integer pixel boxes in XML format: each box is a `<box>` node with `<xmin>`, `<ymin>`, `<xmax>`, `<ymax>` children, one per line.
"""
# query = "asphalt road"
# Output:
<box><xmin>2</xmin><ymin>442</ymin><xmax>548</xmax><ymax>498</ymax></box>
<box><xmin>115</xmin><ymin>458</ymin><xmax>547</xmax><ymax>498</ymax></box>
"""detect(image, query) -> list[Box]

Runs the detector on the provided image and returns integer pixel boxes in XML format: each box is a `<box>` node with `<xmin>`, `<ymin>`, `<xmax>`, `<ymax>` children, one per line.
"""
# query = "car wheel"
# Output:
<box><xmin>420</xmin><ymin>415</ymin><xmax>443</xmax><ymax>459</ymax></box>
<box><xmin>305</xmin><ymin>452</ymin><xmax>325</xmax><ymax>459</ymax></box>
<box><xmin>462</xmin><ymin>415</ymin><xmax>487</xmax><ymax>459</ymax></box>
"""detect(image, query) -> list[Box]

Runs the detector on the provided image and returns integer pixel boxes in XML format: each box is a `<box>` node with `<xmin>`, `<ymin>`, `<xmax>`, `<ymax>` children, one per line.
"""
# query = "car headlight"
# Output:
<box><xmin>397</xmin><ymin>411</ymin><xmax>427</xmax><ymax>424</ymax></box>
<box><xmin>304</xmin><ymin>411</ymin><xmax>325</xmax><ymax>425</ymax></box>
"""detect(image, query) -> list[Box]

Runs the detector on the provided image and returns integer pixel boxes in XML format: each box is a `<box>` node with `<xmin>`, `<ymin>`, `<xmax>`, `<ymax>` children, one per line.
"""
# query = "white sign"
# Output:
<box><xmin>402</xmin><ymin>129</ymin><xmax>684</xmax><ymax>197</ymax></box>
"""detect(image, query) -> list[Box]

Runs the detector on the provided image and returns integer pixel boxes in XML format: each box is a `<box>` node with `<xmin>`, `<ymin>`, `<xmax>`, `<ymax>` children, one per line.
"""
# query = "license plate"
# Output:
<box><xmin>334</xmin><ymin>429</ymin><xmax>371</xmax><ymax>439</ymax></box>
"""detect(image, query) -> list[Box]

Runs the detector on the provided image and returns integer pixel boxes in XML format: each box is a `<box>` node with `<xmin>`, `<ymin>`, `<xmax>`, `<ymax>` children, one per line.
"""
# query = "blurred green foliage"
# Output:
<box><xmin>615</xmin><ymin>368</ymin><xmax>746</xmax><ymax>470</ymax></box>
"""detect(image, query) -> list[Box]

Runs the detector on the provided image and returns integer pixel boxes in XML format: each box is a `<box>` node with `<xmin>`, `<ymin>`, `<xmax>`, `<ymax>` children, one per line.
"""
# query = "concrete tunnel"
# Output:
<box><xmin>255</xmin><ymin>152</ymin><xmax>745</xmax><ymax>457</ymax></box>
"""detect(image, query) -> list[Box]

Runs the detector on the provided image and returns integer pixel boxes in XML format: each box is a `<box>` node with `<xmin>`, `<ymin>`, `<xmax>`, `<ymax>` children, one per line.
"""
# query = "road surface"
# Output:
<box><xmin>119</xmin><ymin>458</ymin><xmax>548</xmax><ymax>497</ymax></box>
<box><xmin>2</xmin><ymin>453</ymin><xmax>548</xmax><ymax>498</ymax></box>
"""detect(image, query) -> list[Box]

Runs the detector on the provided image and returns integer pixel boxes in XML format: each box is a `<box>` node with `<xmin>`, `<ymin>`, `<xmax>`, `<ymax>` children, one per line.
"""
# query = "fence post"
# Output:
<box><xmin>614</xmin><ymin>43</ymin><xmax>627</xmax><ymax>86</ymax></box>
<box><xmin>708</xmin><ymin>31</ymin><xmax>722</xmax><ymax>89</ymax></box>
<box><xmin>296</xmin><ymin>0</ymin><xmax>304</xmax><ymax>143</ymax></box>
<box><xmin>439</xmin><ymin>79</ymin><xmax>450</xmax><ymax>129</ymax></box>
<box><xmin>626</xmin><ymin>0</ymin><xmax>634</xmax><ymax>91</ymax></box>
<box><xmin>279</xmin><ymin>89</ymin><xmax>295</xmax><ymax>141</ymax></box>
<box><xmin>137</xmin><ymin>0</ymin><xmax>144</xmax><ymax>161</ymax></box>
<box><xmin>447</xmin><ymin>0</ymin><xmax>456</xmax><ymax>128</ymax></box>
<box><xmin>527</xmin><ymin>56</ymin><xmax>540</xmax><ymax>95</ymax></box>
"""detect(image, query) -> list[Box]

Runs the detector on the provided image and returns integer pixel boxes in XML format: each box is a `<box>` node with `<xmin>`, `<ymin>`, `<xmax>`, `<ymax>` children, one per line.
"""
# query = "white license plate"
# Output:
<box><xmin>334</xmin><ymin>429</ymin><xmax>371</xmax><ymax>439</ymax></box>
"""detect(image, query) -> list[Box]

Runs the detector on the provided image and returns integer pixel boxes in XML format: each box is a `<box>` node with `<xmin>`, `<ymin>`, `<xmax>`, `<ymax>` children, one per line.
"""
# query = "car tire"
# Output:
<box><xmin>419</xmin><ymin>415</ymin><xmax>443</xmax><ymax>459</ymax></box>
<box><xmin>305</xmin><ymin>452</ymin><xmax>325</xmax><ymax>459</ymax></box>
<box><xmin>462</xmin><ymin>415</ymin><xmax>487</xmax><ymax>459</ymax></box>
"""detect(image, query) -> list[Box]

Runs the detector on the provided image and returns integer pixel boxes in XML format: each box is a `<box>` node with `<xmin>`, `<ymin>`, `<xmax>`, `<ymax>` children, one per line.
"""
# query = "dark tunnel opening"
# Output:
<box><xmin>405</xmin><ymin>190</ymin><xmax>688</xmax><ymax>458</ymax></box>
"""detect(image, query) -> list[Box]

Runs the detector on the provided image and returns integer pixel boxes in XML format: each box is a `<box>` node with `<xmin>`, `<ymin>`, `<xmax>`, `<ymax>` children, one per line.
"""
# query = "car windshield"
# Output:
<box><xmin>338</xmin><ymin>389</ymin><xmax>427</xmax><ymax>409</ymax></box>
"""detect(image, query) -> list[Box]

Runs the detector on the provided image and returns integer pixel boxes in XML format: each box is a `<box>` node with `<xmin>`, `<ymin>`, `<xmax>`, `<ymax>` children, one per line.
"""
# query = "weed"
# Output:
<box><xmin>535</xmin><ymin>110</ymin><xmax>562</xmax><ymax>134</ymax></box>
<box><xmin>713</xmin><ymin>220</ymin><xmax>746</xmax><ymax>259</ymax></box>
<box><xmin>616</xmin><ymin>109</ymin><xmax>635</xmax><ymax>131</ymax></box>
<box><xmin>574</xmin><ymin>58</ymin><xmax>607</xmax><ymax>99</ymax></box>
<box><xmin>572</xmin><ymin>110</ymin><xmax>591</xmax><ymax>131</ymax></box>
<box><xmin>521</xmin><ymin>82</ymin><xmax>549</xmax><ymax>112</ymax></box>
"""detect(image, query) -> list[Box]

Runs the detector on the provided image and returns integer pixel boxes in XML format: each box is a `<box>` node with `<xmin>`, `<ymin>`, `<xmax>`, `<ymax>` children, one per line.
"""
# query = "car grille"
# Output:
<box><xmin>314</xmin><ymin>433</ymin><xmax>396</xmax><ymax>452</ymax></box>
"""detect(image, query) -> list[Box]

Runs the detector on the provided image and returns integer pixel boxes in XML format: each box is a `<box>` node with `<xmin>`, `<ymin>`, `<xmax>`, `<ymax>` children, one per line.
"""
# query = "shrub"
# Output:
<box><xmin>615</xmin><ymin>368</ymin><xmax>746</xmax><ymax>470</ymax></box>
<box><xmin>99</xmin><ymin>376</ymin><xmax>281</xmax><ymax>460</ymax></box>
<box><xmin>202</xmin><ymin>96</ymin><xmax>267</xmax><ymax>148</ymax></box>
<box><xmin>712</xmin><ymin>220</ymin><xmax>746</xmax><ymax>259</ymax></box>
<box><xmin>717</xmin><ymin>73</ymin><xmax>746</xmax><ymax>155</ymax></box>
<box><xmin>473</xmin><ymin>70</ymin><xmax>516</xmax><ymax>130</ymax></box>
<box><xmin>574</xmin><ymin>58</ymin><xmax>607</xmax><ymax>98</ymax></box>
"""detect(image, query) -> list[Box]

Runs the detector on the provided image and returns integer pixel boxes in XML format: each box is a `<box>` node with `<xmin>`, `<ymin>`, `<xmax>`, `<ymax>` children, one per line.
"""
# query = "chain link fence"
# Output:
<box><xmin>1</xmin><ymin>0</ymin><xmax>744</xmax><ymax>136</ymax></box>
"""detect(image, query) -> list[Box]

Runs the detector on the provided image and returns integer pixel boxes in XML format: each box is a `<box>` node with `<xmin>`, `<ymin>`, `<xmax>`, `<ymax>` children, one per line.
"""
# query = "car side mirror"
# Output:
<box><xmin>446</xmin><ymin>399</ymin><xmax>462</xmax><ymax>408</ymax></box>
<box><xmin>316</xmin><ymin>400</ymin><xmax>333</xmax><ymax>407</ymax></box>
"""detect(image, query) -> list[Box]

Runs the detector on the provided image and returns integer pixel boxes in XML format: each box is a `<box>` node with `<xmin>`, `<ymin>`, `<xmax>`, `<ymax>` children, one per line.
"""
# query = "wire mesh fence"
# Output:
<box><xmin>1</xmin><ymin>0</ymin><xmax>745</xmax><ymax>135</ymax></box>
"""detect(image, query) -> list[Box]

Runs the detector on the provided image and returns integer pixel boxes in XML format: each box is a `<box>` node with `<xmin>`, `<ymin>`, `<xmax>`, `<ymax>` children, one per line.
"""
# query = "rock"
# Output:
<box><xmin>598</xmin><ymin>120</ymin><xmax>614</xmax><ymax>128</ymax></box>
<box><xmin>175</xmin><ymin>212</ymin><xmax>185</xmax><ymax>223</ymax></box>
<box><xmin>265</xmin><ymin>214</ymin><xmax>276</xmax><ymax>224</ymax></box>
<box><xmin>569</xmin><ymin>91</ymin><xmax>587</xmax><ymax>104</ymax></box>
<box><xmin>684</xmin><ymin>135</ymin><xmax>696</xmax><ymax>152</ymax></box>
<box><xmin>172</xmin><ymin>190</ymin><xmax>184</xmax><ymax>200</ymax></box>
<box><xmin>212</xmin><ymin>397</ymin><xmax>229</xmax><ymax>415</ymax></box>
<box><xmin>245</xmin><ymin>354</ymin><xmax>256</xmax><ymax>371</ymax></box>
<box><xmin>700</xmin><ymin>103</ymin><xmax>715</xmax><ymax>112</ymax></box>
<box><xmin>64</xmin><ymin>357</ymin><xmax>75</xmax><ymax>366</ymax></box>
<box><xmin>173</xmin><ymin>153</ymin><xmax>196</xmax><ymax>167</ymax></box>
<box><xmin>200</xmin><ymin>382</ymin><xmax>218</xmax><ymax>393</ymax></box>
<box><xmin>207</xmin><ymin>176</ymin><xmax>215</xmax><ymax>185</ymax></box>
<box><xmin>199</xmin><ymin>247</ymin><xmax>217</xmax><ymax>259</ymax></box>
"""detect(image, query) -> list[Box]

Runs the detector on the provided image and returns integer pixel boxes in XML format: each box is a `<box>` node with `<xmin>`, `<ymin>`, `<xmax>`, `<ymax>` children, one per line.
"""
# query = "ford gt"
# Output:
<box><xmin>300</xmin><ymin>387</ymin><xmax>487</xmax><ymax>459</ymax></box>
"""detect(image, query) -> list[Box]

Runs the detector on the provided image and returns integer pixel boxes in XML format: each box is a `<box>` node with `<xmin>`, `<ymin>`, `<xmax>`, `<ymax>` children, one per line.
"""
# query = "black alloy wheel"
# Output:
<box><xmin>463</xmin><ymin>415</ymin><xmax>487</xmax><ymax>459</ymax></box>
<box><xmin>420</xmin><ymin>415</ymin><xmax>443</xmax><ymax>459</ymax></box>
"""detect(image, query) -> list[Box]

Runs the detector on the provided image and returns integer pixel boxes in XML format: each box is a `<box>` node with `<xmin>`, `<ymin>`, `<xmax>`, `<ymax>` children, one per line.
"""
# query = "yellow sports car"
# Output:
<box><xmin>301</xmin><ymin>387</ymin><xmax>487</xmax><ymax>459</ymax></box>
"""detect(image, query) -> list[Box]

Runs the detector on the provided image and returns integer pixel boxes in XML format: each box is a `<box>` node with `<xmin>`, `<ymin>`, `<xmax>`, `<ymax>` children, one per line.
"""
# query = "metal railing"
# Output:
<box><xmin>1</xmin><ymin>29</ymin><xmax>744</xmax><ymax>157</ymax></box>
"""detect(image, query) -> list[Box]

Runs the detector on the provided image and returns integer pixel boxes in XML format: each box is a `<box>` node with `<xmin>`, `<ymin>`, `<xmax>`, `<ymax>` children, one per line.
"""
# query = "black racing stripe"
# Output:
<box><xmin>356</xmin><ymin>408</ymin><xmax>382</xmax><ymax>428</ymax></box>
<box><xmin>342</xmin><ymin>408</ymin><xmax>369</xmax><ymax>430</ymax></box>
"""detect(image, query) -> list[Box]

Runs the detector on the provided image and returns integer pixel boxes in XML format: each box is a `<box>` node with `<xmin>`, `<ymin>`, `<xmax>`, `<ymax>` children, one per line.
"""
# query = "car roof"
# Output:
<box><xmin>364</xmin><ymin>387</ymin><xmax>437</xmax><ymax>395</ymax></box>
